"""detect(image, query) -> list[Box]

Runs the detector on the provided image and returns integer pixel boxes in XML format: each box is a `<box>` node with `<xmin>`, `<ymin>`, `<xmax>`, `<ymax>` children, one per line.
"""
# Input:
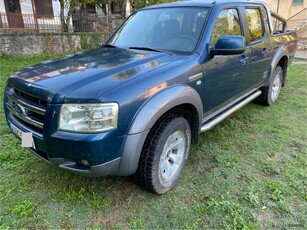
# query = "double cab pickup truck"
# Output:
<box><xmin>4</xmin><ymin>0</ymin><xmax>297</xmax><ymax>194</ymax></box>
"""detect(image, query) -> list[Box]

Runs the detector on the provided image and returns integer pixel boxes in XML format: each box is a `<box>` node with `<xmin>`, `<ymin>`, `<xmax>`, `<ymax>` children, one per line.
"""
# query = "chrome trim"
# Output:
<box><xmin>201</xmin><ymin>90</ymin><xmax>262</xmax><ymax>132</ymax></box>
<box><xmin>8</xmin><ymin>114</ymin><xmax>43</xmax><ymax>138</ymax></box>
<box><xmin>7</xmin><ymin>103</ymin><xmax>44</xmax><ymax>129</ymax></box>
<box><xmin>189</xmin><ymin>73</ymin><xmax>203</xmax><ymax>82</ymax></box>
<box><xmin>6</xmin><ymin>93</ymin><xmax>46</xmax><ymax>115</ymax></box>
<box><xmin>203</xmin><ymin>87</ymin><xmax>262</xmax><ymax>123</ymax></box>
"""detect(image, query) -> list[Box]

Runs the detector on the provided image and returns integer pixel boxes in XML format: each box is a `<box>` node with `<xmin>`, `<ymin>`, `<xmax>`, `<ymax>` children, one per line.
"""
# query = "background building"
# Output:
<box><xmin>0</xmin><ymin>0</ymin><xmax>63</xmax><ymax>31</ymax></box>
<box><xmin>265</xmin><ymin>0</ymin><xmax>306</xmax><ymax>19</ymax></box>
<box><xmin>0</xmin><ymin>0</ymin><xmax>131</xmax><ymax>32</ymax></box>
<box><xmin>264</xmin><ymin>0</ymin><xmax>306</xmax><ymax>37</ymax></box>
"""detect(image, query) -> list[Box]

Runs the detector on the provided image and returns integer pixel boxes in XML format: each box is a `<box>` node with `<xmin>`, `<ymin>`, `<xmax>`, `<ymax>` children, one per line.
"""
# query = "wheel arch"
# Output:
<box><xmin>117</xmin><ymin>85</ymin><xmax>203</xmax><ymax>176</ymax></box>
<box><xmin>277</xmin><ymin>55</ymin><xmax>288</xmax><ymax>87</ymax></box>
<box><xmin>128</xmin><ymin>85</ymin><xmax>203</xmax><ymax>135</ymax></box>
<box><xmin>267</xmin><ymin>46</ymin><xmax>289</xmax><ymax>87</ymax></box>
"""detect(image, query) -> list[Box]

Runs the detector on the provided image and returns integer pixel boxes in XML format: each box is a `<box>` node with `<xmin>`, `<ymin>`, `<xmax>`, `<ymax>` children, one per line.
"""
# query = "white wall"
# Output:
<box><xmin>52</xmin><ymin>0</ymin><xmax>62</xmax><ymax>16</ymax></box>
<box><xmin>20</xmin><ymin>0</ymin><xmax>33</xmax><ymax>14</ymax></box>
<box><xmin>264</xmin><ymin>0</ymin><xmax>307</xmax><ymax>19</ymax></box>
<box><xmin>0</xmin><ymin>0</ymin><xmax>62</xmax><ymax>16</ymax></box>
<box><xmin>0</xmin><ymin>0</ymin><xmax>6</xmax><ymax>12</ymax></box>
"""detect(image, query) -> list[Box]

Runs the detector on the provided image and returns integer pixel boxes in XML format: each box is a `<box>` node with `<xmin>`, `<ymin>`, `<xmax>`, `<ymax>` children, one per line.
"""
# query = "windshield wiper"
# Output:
<box><xmin>129</xmin><ymin>47</ymin><xmax>173</xmax><ymax>55</ymax></box>
<box><xmin>103</xmin><ymin>44</ymin><xmax>117</xmax><ymax>48</ymax></box>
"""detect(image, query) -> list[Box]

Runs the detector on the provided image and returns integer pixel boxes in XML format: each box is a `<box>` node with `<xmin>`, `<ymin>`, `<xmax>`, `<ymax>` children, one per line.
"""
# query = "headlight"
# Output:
<box><xmin>59</xmin><ymin>103</ymin><xmax>118</xmax><ymax>133</ymax></box>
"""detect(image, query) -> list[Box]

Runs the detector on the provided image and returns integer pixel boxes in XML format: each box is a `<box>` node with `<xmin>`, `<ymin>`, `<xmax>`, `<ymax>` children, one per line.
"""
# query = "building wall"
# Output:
<box><xmin>19</xmin><ymin>0</ymin><xmax>34</xmax><ymax>14</ymax></box>
<box><xmin>0</xmin><ymin>0</ymin><xmax>62</xmax><ymax>16</ymax></box>
<box><xmin>0</xmin><ymin>0</ymin><xmax>65</xmax><ymax>31</ymax></box>
<box><xmin>0</xmin><ymin>1</ymin><xmax>4</xmax><ymax>12</ymax></box>
<box><xmin>0</xmin><ymin>32</ymin><xmax>106</xmax><ymax>55</ymax></box>
<box><xmin>0</xmin><ymin>0</ymin><xmax>305</xmax><ymax>20</ymax></box>
<box><xmin>0</xmin><ymin>0</ymin><xmax>35</xmax><ymax>13</ymax></box>
<box><xmin>264</xmin><ymin>0</ymin><xmax>306</xmax><ymax>19</ymax></box>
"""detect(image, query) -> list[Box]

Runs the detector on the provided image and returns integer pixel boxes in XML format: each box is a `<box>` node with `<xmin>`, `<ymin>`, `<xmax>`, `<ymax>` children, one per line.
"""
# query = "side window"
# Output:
<box><xmin>272</xmin><ymin>15</ymin><xmax>285</xmax><ymax>34</ymax></box>
<box><xmin>245</xmin><ymin>8</ymin><xmax>263</xmax><ymax>42</ymax></box>
<box><xmin>211</xmin><ymin>9</ymin><xmax>241</xmax><ymax>46</ymax></box>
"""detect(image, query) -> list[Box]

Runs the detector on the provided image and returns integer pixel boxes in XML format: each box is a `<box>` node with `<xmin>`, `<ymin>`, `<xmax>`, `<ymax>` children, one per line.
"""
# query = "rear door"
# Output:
<box><xmin>243</xmin><ymin>6</ymin><xmax>272</xmax><ymax>85</ymax></box>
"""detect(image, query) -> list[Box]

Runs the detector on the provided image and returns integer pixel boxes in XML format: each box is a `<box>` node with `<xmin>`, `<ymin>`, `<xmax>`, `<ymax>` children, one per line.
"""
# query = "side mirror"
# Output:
<box><xmin>210</xmin><ymin>35</ymin><xmax>245</xmax><ymax>56</ymax></box>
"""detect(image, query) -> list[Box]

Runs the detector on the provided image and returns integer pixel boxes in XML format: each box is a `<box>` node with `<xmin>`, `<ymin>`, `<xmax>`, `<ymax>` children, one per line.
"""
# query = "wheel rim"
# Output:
<box><xmin>160</xmin><ymin>130</ymin><xmax>186</xmax><ymax>181</ymax></box>
<box><xmin>271</xmin><ymin>71</ymin><xmax>282</xmax><ymax>103</ymax></box>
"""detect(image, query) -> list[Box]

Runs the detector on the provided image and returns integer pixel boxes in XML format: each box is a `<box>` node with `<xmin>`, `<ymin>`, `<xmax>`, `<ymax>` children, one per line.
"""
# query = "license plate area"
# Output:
<box><xmin>10</xmin><ymin>122</ymin><xmax>36</xmax><ymax>149</ymax></box>
<box><xmin>10</xmin><ymin>122</ymin><xmax>23</xmax><ymax>139</ymax></box>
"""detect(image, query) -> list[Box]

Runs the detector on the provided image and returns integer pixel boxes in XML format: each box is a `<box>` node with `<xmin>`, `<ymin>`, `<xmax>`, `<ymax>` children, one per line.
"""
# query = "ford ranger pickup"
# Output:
<box><xmin>4</xmin><ymin>0</ymin><xmax>297</xmax><ymax>194</ymax></box>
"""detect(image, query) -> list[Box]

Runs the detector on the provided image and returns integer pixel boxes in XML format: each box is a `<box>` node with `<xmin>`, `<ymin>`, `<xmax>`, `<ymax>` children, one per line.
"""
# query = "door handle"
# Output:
<box><xmin>240</xmin><ymin>55</ymin><xmax>249</xmax><ymax>65</ymax></box>
<box><xmin>262</xmin><ymin>48</ymin><xmax>268</xmax><ymax>57</ymax></box>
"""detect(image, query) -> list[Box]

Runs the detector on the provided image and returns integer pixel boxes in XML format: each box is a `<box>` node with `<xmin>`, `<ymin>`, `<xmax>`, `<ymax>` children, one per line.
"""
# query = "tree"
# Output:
<box><xmin>131</xmin><ymin>0</ymin><xmax>176</xmax><ymax>10</ymax></box>
<box><xmin>58</xmin><ymin>0</ymin><xmax>172</xmax><ymax>32</ymax></box>
<box><xmin>85</xmin><ymin>0</ymin><xmax>125</xmax><ymax>15</ymax></box>
<box><xmin>59</xmin><ymin>0</ymin><xmax>99</xmax><ymax>31</ymax></box>
<box><xmin>59</xmin><ymin>0</ymin><xmax>77</xmax><ymax>32</ymax></box>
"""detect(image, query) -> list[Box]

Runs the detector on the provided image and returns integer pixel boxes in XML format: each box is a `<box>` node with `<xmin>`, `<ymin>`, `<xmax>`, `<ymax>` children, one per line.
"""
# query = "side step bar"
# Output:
<box><xmin>201</xmin><ymin>90</ymin><xmax>262</xmax><ymax>132</ymax></box>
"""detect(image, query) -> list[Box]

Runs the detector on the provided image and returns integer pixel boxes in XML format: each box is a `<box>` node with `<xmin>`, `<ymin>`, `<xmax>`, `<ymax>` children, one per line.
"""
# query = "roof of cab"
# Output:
<box><xmin>143</xmin><ymin>0</ymin><xmax>265</xmax><ymax>9</ymax></box>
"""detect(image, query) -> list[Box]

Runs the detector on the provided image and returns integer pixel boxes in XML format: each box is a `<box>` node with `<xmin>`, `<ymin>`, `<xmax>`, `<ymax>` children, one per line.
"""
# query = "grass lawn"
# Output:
<box><xmin>0</xmin><ymin>55</ymin><xmax>306</xmax><ymax>229</ymax></box>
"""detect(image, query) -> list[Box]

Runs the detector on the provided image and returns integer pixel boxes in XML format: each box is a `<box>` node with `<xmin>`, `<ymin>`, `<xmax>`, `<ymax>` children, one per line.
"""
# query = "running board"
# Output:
<box><xmin>201</xmin><ymin>90</ymin><xmax>262</xmax><ymax>132</ymax></box>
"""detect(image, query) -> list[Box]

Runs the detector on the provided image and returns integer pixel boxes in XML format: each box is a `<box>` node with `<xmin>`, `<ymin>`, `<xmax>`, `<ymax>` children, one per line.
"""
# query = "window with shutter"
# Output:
<box><xmin>292</xmin><ymin>0</ymin><xmax>304</xmax><ymax>4</ymax></box>
<box><xmin>86</xmin><ymin>4</ymin><xmax>96</xmax><ymax>14</ymax></box>
<box><xmin>34</xmin><ymin>0</ymin><xmax>54</xmax><ymax>18</ymax></box>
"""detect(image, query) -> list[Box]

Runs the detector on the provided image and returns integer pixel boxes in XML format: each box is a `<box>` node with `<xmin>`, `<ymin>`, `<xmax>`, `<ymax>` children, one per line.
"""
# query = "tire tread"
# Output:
<box><xmin>134</xmin><ymin>114</ymin><xmax>189</xmax><ymax>194</ymax></box>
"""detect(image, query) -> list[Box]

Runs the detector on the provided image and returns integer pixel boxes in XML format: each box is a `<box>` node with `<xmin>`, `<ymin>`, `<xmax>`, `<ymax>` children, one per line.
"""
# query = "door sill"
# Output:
<box><xmin>201</xmin><ymin>90</ymin><xmax>261</xmax><ymax>132</ymax></box>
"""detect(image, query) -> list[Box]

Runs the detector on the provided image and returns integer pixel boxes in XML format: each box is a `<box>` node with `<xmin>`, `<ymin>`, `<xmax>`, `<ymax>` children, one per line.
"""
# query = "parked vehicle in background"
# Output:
<box><xmin>4</xmin><ymin>0</ymin><xmax>297</xmax><ymax>194</ymax></box>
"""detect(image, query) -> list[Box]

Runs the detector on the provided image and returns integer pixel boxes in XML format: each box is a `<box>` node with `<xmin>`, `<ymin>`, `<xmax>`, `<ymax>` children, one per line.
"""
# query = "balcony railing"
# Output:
<box><xmin>0</xmin><ymin>12</ymin><xmax>123</xmax><ymax>33</ymax></box>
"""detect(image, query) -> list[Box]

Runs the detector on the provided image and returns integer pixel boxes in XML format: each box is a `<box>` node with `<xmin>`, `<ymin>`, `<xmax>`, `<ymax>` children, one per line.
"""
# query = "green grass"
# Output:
<box><xmin>0</xmin><ymin>55</ymin><xmax>306</xmax><ymax>229</ymax></box>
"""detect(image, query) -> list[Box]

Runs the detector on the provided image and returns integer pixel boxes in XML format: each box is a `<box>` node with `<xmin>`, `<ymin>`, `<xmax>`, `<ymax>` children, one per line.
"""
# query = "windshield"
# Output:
<box><xmin>108</xmin><ymin>7</ymin><xmax>209</xmax><ymax>53</ymax></box>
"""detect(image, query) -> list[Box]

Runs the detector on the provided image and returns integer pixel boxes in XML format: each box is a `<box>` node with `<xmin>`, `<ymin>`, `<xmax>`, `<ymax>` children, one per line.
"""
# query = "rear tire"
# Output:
<box><xmin>135</xmin><ymin>115</ymin><xmax>191</xmax><ymax>194</ymax></box>
<box><xmin>255</xmin><ymin>66</ymin><xmax>283</xmax><ymax>106</ymax></box>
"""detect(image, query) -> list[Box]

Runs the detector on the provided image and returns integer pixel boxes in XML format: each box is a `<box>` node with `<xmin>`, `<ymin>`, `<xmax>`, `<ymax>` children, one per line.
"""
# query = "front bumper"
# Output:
<box><xmin>48</xmin><ymin>154</ymin><xmax>121</xmax><ymax>177</ymax></box>
<box><xmin>27</xmin><ymin>146</ymin><xmax>121</xmax><ymax>176</ymax></box>
<box><xmin>4</xmin><ymin>87</ymin><xmax>147</xmax><ymax>177</ymax></box>
<box><xmin>7</xmin><ymin>124</ymin><xmax>125</xmax><ymax>176</ymax></box>
<box><xmin>5</xmin><ymin>104</ymin><xmax>126</xmax><ymax>177</ymax></box>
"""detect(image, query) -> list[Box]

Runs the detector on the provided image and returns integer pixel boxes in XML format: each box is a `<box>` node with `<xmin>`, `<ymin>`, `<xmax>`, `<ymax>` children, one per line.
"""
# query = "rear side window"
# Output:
<box><xmin>211</xmin><ymin>9</ymin><xmax>241</xmax><ymax>46</ymax></box>
<box><xmin>245</xmin><ymin>8</ymin><xmax>264</xmax><ymax>42</ymax></box>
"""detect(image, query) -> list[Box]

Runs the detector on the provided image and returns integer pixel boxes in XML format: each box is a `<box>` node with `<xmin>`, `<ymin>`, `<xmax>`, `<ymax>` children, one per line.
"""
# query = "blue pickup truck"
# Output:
<box><xmin>4</xmin><ymin>0</ymin><xmax>297</xmax><ymax>194</ymax></box>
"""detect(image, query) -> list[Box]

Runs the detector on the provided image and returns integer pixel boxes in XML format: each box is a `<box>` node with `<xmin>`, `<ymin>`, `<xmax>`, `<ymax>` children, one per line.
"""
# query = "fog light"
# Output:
<box><xmin>81</xmin><ymin>160</ymin><xmax>90</xmax><ymax>166</ymax></box>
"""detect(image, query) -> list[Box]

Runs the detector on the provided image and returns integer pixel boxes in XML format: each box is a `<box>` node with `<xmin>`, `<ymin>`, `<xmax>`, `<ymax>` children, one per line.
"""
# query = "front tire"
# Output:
<box><xmin>135</xmin><ymin>115</ymin><xmax>191</xmax><ymax>194</ymax></box>
<box><xmin>256</xmin><ymin>66</ymin><xmax>283</xmax><ymax>106</ymax></box>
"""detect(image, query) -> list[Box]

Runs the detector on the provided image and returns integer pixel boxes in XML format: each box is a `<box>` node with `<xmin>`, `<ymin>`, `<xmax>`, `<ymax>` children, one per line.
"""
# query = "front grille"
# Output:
<box><xmin>6</xmin><ymin>87</ymin><xmax>47</xmax><ymax>134</ymax></box>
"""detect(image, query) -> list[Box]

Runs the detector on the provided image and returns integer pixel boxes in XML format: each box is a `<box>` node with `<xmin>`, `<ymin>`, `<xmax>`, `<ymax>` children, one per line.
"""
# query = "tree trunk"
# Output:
<box><xmin>59</xmin><ymin>0</ymin><xmax>69</xmax><ymax>32</ymax></box>
<box><xmin>122</xmin><ymin>0</ymin><xmax>128</xmax><ymax>18</ymax></box>
<box><xmin>106</xmin><ymin>3</ymin><xmax>111</xmax><ymax>32</ymax></box>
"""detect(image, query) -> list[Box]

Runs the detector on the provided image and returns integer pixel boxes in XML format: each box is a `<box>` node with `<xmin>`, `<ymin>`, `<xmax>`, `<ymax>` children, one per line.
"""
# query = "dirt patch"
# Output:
<box><xmin>257</xmin><ymin>211</ymin><xmax>276</xmax><ymax>229</ymax></box>
<box><xmin>94</xmin><ymin>180</ymin><xmax>137</xmax><ymax>229</ymax></box>
<box><xmin>267</xmin><ymin>152</ymin><xmax>287</xmax><ymax>161</ymax></box>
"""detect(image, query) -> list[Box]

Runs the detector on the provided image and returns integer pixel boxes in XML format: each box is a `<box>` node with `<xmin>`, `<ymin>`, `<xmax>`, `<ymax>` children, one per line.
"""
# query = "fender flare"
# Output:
<box><xmin>116</xmin><ymin>85</ymin><xmax>203</xmax><ymax>176</ymax></box>
<box><xmin>265</xmin><ymin>46</ymin><xmax>289</xmax><ymax>87</ymax></box>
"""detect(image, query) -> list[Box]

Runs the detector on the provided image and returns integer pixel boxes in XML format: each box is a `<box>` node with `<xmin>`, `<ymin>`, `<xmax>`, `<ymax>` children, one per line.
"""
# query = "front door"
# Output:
<box><xmin>4</xmin><ymin>0</ymin><xmax>24</xmax><ymax>28</ymax></box>
<box><xmin>202</xmin><ymin>8</ymin><xmax>252</xmax><ymax>116</ymax></box>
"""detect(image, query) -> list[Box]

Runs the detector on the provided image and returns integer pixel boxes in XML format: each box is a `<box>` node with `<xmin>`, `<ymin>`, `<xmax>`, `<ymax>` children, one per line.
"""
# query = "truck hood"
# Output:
<box><xmin>8</xmin><ymin>47</ymin><xmax>179</xmax><ymax>103</ymax></box>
